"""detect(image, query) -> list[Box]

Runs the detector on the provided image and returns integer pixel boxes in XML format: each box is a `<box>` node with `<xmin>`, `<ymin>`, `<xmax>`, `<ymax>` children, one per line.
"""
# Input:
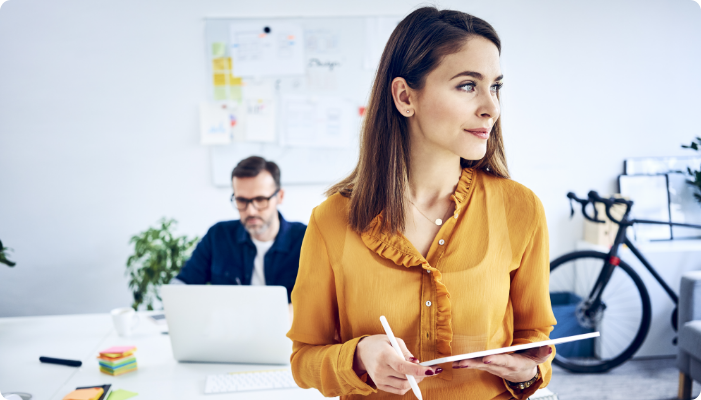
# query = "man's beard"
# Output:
<box><xmin>244</xmin><ymin>216</ymin><xmax>272</xmax><ymax>237</ymax></box>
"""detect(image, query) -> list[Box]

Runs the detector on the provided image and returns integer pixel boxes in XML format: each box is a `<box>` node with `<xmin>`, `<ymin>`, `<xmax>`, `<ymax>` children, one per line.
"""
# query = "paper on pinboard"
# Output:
<box><xmin>305</xmin><ymin>29</ymin><xmax>340</xmax><ymax>54</ymax></box>
<box><xmin>200</xmin><ymin>103</ymin><xmax>232</xmax><ymax>145</ymax></box>
<box><xmin>306</xmin><ymin>56</ymin><xmax>344</xmax><ymax>92</ymax></box>
<box><xmin>363</xmin><ymin>17</ymin><xmax>401</xmax><ymax>71</ymax></box>
<box><xmin>281</xmin><ymin>95</ymin><xmax>356</xmax><ymax>148</ymax></box>
<box><xmin>217</xmin><ymin>102</ymin><xmax>247</xmax><ymax>142</ymax></box>
<box><xmin>240</xmin><ymin>78</ymin><xmax>276</xmax><ymax>143</ymax></box>
<box><xmin>243</xmin><ymin>99</ymin><xmax>276</xmax><ymax>143</ymax></box>
<box><xmin>241</xmin><ymin>78</ymin><xmax>275</xmax><ymax>99</ymax></box>
<box><xmin>230</xmin><ymin>23</ymin><xmax>305</xmax><ymax>77</ymax></box>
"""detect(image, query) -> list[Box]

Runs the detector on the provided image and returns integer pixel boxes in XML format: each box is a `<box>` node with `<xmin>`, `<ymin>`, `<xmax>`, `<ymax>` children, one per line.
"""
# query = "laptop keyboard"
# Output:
<box><xmin>204</xmin><ymin>369</ymin><xmax>298</xmax><ymax>394</ymax></box>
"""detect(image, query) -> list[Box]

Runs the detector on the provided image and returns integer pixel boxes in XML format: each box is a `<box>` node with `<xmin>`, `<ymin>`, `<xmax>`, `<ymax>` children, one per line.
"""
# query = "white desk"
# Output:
<box><xmin>0</xmin><ymin>312</ymin><xmax>329</xmax><ymax>400</ymax></box>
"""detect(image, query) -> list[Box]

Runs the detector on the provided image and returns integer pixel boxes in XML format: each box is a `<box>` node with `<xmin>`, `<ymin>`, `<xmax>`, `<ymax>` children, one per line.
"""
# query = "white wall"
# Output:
<box><xmin>1</xmin><ymin>0</ymin><xmax>699</xmax><ymax>317</ymax></box>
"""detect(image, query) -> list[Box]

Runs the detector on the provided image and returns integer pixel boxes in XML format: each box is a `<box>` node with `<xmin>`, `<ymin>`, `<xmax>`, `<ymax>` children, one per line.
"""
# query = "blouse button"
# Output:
<box><xmin>438</xmin><ymin>239</ymin><xmax>445</xmax><ymax>245</ymax></box>
<box><xmin>426</xmin><ymin>301</ymin><xmax>432</xmax><ymax>307</ymax></box>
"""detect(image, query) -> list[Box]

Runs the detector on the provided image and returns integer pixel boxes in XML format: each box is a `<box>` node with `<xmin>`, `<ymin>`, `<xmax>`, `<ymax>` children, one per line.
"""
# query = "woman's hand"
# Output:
<box><xmin>452</xmin><ymin>345</ymin><xmax>552</xmax><ymax>383</ymax></box>
<box><xmin>353</xmin><ymin>334</ymin><xmax>442</xmax><ymax>395</ymax></box>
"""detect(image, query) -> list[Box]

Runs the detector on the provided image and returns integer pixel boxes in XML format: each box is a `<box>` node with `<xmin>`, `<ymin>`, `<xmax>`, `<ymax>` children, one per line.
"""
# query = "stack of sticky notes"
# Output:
<box><xmin>98</xmin><ymin>346</ymin><xmax>137</xmax><ymax>376</ymax></box>
<box><xmin>63</xmin><ymin>387</ymin><xmax>104</xmax><ymax>400</ymax></box>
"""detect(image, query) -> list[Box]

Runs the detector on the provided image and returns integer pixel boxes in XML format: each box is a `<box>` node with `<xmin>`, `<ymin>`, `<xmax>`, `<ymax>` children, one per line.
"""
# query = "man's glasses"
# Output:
<box><xmin>230</xmin><ymin>188</ymin><xmax>280</xmax><ymax>211</ymax></box>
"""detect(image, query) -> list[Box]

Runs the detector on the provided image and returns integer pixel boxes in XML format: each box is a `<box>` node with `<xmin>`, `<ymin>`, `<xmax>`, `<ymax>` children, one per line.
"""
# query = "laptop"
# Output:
<box><xmin>161</xmin><ymin>285</ymin><xmax>292</xmax><ymax>364</ymax></box>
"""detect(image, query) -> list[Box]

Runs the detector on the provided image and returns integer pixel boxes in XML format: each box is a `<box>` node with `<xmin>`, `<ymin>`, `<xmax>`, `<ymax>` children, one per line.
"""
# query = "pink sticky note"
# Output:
<box><xmin>100</xmin><ymin>346</ymin><xmax>136</xmax><ymax>354</ymax></box>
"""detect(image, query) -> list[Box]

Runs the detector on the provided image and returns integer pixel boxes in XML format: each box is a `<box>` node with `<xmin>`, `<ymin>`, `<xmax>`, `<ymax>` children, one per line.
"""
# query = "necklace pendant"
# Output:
<box><xmin>435</xmin><ymin>219</ymin><xmax>442</xmax><ymax>226</ymax></box>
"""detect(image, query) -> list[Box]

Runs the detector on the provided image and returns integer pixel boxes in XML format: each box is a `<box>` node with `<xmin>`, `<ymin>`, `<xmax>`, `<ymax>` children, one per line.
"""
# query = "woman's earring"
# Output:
<box><xmin>406</xmin><ymin>110</ymin><xmax>411</xmax><ymax>114</ymax></box>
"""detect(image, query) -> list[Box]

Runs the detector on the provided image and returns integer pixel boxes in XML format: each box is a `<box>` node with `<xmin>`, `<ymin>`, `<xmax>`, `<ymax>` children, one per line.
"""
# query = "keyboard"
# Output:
<box><xmin>204</xmin><ymin>369</ymin><xmax>298</xmax><ymax>394</ymax></box>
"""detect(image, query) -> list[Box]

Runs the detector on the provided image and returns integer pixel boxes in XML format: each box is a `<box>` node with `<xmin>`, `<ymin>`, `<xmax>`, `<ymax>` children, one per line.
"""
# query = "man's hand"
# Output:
<box><xmin>452</xmin><ymin>345</ymin><xmax>552</xmax><ymax>383</ymax></box>
<box><xmin>353</xmin><ymin>334</ymin><xmax>442</xmax><ymax>395</ymax></box>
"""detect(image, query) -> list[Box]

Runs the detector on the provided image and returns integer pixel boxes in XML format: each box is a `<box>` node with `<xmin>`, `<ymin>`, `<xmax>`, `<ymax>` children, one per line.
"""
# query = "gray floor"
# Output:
<box><xmin>547</xmin><ymin>357</ymin><xmax>701</xmax><ymax>400</ymax></box>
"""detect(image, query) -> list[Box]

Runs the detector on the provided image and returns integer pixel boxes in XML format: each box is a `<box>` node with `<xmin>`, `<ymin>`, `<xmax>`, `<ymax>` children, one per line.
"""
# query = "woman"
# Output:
<box><xmin>288</xmin><ymin>7</ymin><xmax>556</xmax><ymax>400</ymax></box>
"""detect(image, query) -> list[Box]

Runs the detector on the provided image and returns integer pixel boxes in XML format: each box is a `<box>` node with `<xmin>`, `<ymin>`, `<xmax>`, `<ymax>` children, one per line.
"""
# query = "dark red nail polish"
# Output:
<box><xmin>435</xmin><ymin>368</ymin><xmax>443</xmax><ymax>374</ymax></box>
<box><xmin>425</xmin><ymin>370</ymin><xmax>434</xmax><ymax>376</ymax></box>
<box><xmin>483</xmin><ymin>360</ymin><xmax>491</xmax><ymax>364</ymax></box>
<box><xmin>455</xmin><ymin>365</ymin><xmax>469</xmax><ymax>369</ymax></box>
<box><xmin>548</xmin><ymin>347</ymin><xmax>553</xmax><ymax>354</ymax></box>
<box><xmin>410</xmin><ymin>357</ymin><xmax>419</xmax><ymax>362</ymax></box>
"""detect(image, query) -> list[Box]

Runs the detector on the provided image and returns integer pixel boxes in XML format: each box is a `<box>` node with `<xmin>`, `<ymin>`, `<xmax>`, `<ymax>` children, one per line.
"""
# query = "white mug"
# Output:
<box><xmin>111</xmin><ymin>307</ymin><xmax>139</xmax><ymax>337</ymax></box>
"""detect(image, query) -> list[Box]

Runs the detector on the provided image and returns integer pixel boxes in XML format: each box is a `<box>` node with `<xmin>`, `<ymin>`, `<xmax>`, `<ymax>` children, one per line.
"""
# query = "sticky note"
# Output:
<box><xmin>100</xmin><ymin>346</ymin><xmax>136</xmax><ymax>355</ymax></box>
<box><xmin>106</xmin><ymin>389</ymin><xmax>138</xmax><ymax>400</ymax></box>
<box><xmin>212</xmin><ymin>42</ymin><xmax>226</xmax><ymax>57</ymax></box>
<box><xmin>213</xmin><ymin>73</ymin><xmax>243</xmax><ymax>87</ymax></box>
<box><xmin>63</xmin><ymin>388</ymin><xmax>103</xmax><ymax>400</ymax></box>
<box><xmin>212</xmin><ymin>57</ymin><xmax>232</xmax><ymax>71</ymax></box>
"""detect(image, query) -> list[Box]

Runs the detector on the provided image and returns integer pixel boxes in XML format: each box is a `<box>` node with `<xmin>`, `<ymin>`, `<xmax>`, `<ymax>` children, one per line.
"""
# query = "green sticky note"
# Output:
<box><xmin>106</xmin><ymin>389</ymin><xmax>138</xmax><ymax>400</ymax></box>
<box><xmin>212</xmin><ymin>42</ymin><xmax>226</xmax><ymax>57</ymax></box>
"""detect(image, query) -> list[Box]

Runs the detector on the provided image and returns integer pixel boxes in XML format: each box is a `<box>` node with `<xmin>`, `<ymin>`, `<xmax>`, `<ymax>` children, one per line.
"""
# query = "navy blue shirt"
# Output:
<box><xmin>176</xmin><ymin>213</ymin><xmax>306</xmax><ymax>303</ymax></box>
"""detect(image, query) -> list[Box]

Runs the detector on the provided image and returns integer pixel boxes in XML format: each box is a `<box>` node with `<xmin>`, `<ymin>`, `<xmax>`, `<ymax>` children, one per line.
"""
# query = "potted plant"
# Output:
<box><xmin>682</xmin><ymin>137</ymin><xmax>701</xmax><ymax>204</ymax></box>
<box><xmin>0</xmin><ymin>239</ymin><xmax>16</xmax><ymax>267</ymax></box>
<box><xmin>125</xmin><ymin>218</ymin><xmax>198</xmax><ymax>310</ymax></box>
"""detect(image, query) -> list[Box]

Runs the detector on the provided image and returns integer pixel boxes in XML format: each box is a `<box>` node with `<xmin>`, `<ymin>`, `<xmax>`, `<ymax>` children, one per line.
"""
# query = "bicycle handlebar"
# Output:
<box><xmin>567</xmin><ymin>191</ymin><xmax>633</xmax><ymax>225</ymax></box>
<box><xmin>568</xmin><ymin>191</ymin><xmax>701</xmax><ymax>230</ymax></box>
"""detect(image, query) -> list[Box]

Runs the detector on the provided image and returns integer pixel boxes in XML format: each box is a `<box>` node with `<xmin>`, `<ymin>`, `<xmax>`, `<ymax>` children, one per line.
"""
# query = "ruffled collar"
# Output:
<box><xmin>360</xmin><ymin>167</ymin><xmax>475</xmax><ymax>267</ymax></box>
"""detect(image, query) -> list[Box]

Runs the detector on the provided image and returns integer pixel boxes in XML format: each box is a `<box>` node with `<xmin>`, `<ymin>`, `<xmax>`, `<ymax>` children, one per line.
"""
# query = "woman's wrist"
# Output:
<box><xmin>352</xmin><ymin>337</ymin><xmax>367</xmax><ymax>376</ymax></box>
<box><xmin>505</xmin><ymin>366</ymin><xmax>539</xmax><ymax>388</ymax></box>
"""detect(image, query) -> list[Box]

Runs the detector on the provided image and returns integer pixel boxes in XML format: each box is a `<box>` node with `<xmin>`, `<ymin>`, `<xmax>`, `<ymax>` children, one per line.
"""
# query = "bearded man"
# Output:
<box><xmin>173</xmin><ymin>156</ymin><xmax>306</xmax><ymax>304</ymax></box>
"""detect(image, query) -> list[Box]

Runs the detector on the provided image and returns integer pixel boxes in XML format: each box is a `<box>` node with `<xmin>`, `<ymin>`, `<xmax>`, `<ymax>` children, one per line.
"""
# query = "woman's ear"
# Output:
<box><xmin>391</xmin><ymin>77</ymin><xmax>414</xmax><ymax>117</ymax></box>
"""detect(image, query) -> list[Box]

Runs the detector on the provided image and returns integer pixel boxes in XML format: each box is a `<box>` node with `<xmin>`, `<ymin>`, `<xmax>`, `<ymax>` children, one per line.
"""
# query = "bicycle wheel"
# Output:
<box><xmin>549</xmin><ymin>251</ymin><xmax>652</xmax><ymax>373</ymax></box>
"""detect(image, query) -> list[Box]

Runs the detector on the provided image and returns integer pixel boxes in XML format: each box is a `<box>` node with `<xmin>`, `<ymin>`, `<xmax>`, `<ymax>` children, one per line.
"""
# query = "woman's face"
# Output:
<box><xmin>407</xmin><ymin>36</ymin><xmax>502</xmax><ymax>161</ymax></box>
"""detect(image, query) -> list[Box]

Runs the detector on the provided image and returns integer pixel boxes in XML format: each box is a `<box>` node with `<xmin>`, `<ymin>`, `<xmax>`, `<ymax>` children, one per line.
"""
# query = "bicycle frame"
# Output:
<box><xmin>582</xmin><ymin>210</ymin><xmax>701</xmax><ymax>318</ymax></box>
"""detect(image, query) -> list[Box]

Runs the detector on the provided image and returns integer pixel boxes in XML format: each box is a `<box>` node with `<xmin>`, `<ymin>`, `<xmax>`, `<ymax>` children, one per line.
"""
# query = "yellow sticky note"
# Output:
<box><xmin>213</xmin><ymin>73</ymin><xmax>243</xmax><ymax>87</ymax></box>
<box><xmin>213</xmin><ymin>73</ymin><xmax>228</xmax><ymax>86</ymax></box>
<box><xmin>63</xmin><ymin>388</ymin><xmax>103</xmax><ymax>400</ymax></box>
<box><xmin>212</xmin><ymin>57</ymin><xmax>232</xmax><ymax>72</ymax></box>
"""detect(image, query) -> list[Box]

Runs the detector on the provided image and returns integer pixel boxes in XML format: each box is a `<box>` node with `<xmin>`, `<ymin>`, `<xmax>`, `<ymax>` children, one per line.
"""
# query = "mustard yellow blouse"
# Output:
<box><xmin>287</xmin><ymin>168</ymin><xmax>557</xmax><ymax>400</ymax></box>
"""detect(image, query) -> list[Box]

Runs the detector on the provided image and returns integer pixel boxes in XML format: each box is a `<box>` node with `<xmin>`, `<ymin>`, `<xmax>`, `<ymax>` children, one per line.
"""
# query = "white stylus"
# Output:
<box><xmin>379</xmin><ymin>316</ymin><xmax>423</xmax><ymax>400</ymax></box>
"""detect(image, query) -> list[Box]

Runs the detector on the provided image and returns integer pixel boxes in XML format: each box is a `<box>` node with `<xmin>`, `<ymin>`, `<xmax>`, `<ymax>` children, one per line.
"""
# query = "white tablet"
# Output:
<box><xmin>419</xmin><ymin>332</ymin><xmax>599</xmax><ymax>366</ymax></box>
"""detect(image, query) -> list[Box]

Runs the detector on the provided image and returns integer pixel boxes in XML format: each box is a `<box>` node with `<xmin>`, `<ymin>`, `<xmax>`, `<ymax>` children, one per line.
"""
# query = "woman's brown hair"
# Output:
<box><xmin>327</xmin><ymin>6</ymin><xmax>509</xmax><ymax>234</ymax></box>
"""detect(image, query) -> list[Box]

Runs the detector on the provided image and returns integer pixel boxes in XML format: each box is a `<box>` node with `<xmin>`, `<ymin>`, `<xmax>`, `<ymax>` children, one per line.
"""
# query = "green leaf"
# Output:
<box><xmin>125</xmin><ymin>217</ymin><xmax>198</xmax><ymax>310</ymax></box>
<box><xmin>0</xmin><ymin>243</ymin><xmax>16</xmax><ymax>267</ymax></box>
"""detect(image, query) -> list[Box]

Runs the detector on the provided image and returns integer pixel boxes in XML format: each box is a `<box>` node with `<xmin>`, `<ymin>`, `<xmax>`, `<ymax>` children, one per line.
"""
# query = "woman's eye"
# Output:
<box><xmin>458</xmin><ymin>83</ymin><xmax>475</xmax><ymax>92</ymax></box>
<box><xmin>491</xmin><ymin>83</ymin><xmax>504</xmax><ymax>93</ymax></box>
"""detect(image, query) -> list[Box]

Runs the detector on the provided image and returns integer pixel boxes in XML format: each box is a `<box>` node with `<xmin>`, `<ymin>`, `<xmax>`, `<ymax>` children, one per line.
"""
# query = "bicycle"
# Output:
<box><xmin>548</xmin><ymin>190</ymin><xmax>701</xmax><ymax>373</ymax></box>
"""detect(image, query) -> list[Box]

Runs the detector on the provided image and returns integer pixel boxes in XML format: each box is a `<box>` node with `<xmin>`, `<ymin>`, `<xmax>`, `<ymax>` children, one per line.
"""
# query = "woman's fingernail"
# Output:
<box><xmin>410</xmin><ymin>357</ymin><xmax>419</xmax><ymax>362</ymax></box>
<box><xmin>435</xmin><ymin>368</ymin><xmax>443</xmax><ymax>374</ymax></box>
<box><xmin>483</xmin><ymin>360</ymin><xmax>491</xmax><ymax>364</ymax></box>
<box><xmin>548</xmin><ymin>347</ymin><xmax>553</xmax><ymax>354</ymax></box>
<box><xmin>425</xmin><ymin>370</ymin><xmax>434</xmax><ymax>376</ymax></box>
<box><xmin>455</xmin><ymin>365</ymin><xmax>469</xmax><ymax>369</ymax></box>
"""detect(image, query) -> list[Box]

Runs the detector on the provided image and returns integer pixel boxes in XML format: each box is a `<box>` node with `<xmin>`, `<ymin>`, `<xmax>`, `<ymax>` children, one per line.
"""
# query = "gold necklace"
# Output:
<box><xmin>406</xmin><ymin>198</ymin><xmax>451</xmax><ymax>226</ymax></box>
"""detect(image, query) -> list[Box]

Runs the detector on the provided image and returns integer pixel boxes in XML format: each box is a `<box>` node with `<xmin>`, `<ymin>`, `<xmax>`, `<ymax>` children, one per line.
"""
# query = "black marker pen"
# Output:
<box><xmin>39</xmin><ymin>356</ymin><xmax>82</xmax><ymax>367</ymax></box>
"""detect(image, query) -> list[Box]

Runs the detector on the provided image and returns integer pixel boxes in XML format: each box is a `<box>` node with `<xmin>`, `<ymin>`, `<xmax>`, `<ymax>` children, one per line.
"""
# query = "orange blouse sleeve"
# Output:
<box><xmin>287</xmin><ymin>209</ymin><xmax>376</xmax><ymax>397</ymax></box>
<box><xmin>505</xmin><ymin>193</ymin><xmax>557</xmax><ymax>399</ymax></box>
